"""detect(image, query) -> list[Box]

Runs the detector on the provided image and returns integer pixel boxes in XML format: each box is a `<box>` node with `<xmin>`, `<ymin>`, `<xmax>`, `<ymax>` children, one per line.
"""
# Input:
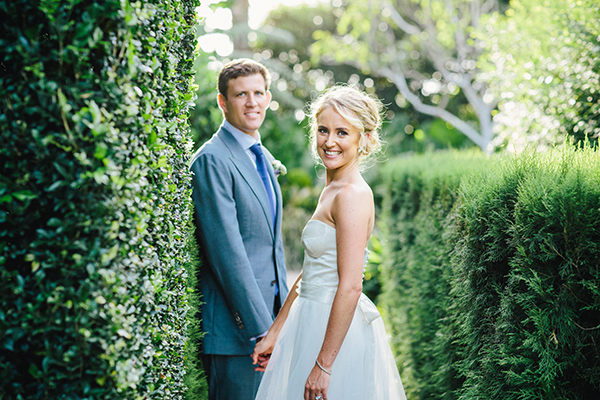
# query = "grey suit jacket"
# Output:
<box><xmin>190</xmin><ymin>127</ymin><xmax>288</xmax><ymax>355</ymax></box>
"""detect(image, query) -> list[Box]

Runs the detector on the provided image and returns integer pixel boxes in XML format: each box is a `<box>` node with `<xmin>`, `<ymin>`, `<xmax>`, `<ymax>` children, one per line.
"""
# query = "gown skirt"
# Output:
<box><xmin>255</xmin><ymin>220</ymin><xmax>406</xmax><ymax>400</ymax></box>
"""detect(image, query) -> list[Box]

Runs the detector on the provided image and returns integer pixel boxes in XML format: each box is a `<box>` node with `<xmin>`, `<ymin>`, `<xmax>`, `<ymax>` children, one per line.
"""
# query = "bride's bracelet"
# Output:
<box><xmin>315</xmin><ymin>359</ymin><xmax>332</xmax><ymax>376</ymax></box>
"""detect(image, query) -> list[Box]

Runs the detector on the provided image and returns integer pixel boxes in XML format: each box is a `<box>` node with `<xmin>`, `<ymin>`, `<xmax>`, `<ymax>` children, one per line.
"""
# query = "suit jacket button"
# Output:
<box><xmin>233</xmin><ymin>312</ymin><xmax>244</xmax><ymax>329</ymax></box>
<box><xmin>271</xmin><ymin>280</ymin><xmax>276</xmax><ymax>286</ymax></box>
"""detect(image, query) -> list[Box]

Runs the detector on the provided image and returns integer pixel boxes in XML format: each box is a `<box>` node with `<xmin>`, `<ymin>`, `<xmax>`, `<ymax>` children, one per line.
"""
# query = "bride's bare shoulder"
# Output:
<box><xmin>331</xmin><ymin>181</ymin><xmax>373</xmax><ymax>220</ymax></box>
<box><xmin>334</xmin><ymin>180</ymin><xmax>372</xmax><ymax>202</ymax></box>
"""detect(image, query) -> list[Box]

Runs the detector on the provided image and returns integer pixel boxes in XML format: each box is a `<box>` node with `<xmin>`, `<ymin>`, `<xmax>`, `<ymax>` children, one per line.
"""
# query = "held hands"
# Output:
<box><xmin>251</xmin><ymin>334</ymin><xmax>276</xmax><ymax>372</ymax></box>
<box><xmin>304</xmin><ymin>363</ymin><xmax>331</xmax><ymax>400</ymax></box>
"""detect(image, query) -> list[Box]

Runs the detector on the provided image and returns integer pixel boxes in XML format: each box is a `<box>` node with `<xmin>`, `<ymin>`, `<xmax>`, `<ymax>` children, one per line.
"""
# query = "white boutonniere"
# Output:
<box><xmin>272</xmin><ymin>160</ymin><xmax>287</xmax><ymax>177</ymax></box>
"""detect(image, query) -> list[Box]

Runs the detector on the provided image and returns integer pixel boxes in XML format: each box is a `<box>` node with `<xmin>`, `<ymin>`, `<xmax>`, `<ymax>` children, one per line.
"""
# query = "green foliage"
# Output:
<box><xmin>379</xmin><ymin>146</ymin><xmax>600</xmax><ymax>399</ymax></box>
<box><xmin>363</xmin><ymin>232</ymin><xmax>385</xmax><ymax>302</ymax></box>
<box><xmin>184</xmin><ymin>235</ymin><xmax>209</xmax><ymax>400</ymax></box>
<box><xmin>477</xmin><ymin>0</ymin><xmax>600</xmax><ymax>150</ymax></box>
<box><xmin>260</xmin><ymin>2</ymin><xmax>340</xmax><ymax>104</ymax></box>
<box><xmin>379</xmin><ymin>150</ymin><xmax>486</xmax><ymax>399</ymax></box>
<box><xmin>261</xmin><ymin>110</ymin><xmax>314</xmax><ymax>173</ymax></box>
<box><xmin>279</xmin><ymin>173</ymin><xmax>321</xmax><ymax>271</ymax></box>
<box><xmin>0</xmin><ymin>0</ymin><xmax>202</xmax><ymax>398</ymax></box>
<box><xmin>451</xmin><ymin>156</ymin><xmax>532</xmax><ymax>399</ymax></box>
<box><xmin>426</xmin><ymin>119</ymin><xmax>470</xmax><ymax>149</ymax></box>
<box><xmin>189</xmin><ymin>52</ymin><xmax>221</xmax><ymax>151</ymax></box>
<box><xmin>506</xmin><ymin>149</ymin><xmax>600</xmax><ymax>398</ymax></box>
<box><xmin>452</xmin><ymin>147</ymin><xmax>600</xmax><ymax>399</ymax></box>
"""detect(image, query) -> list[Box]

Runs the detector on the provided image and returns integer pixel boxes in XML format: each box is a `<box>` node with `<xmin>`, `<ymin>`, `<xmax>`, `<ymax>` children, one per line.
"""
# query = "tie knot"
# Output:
<box><xmin>249</xmin><ymin>143</ymin><xmax>263</xmax><ymax>157</ymax></box>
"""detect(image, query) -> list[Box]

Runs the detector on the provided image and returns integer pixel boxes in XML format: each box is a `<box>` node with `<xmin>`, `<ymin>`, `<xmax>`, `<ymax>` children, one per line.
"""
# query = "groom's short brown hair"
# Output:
<box><xmin>217</xmin><ymin>58</ymin><xmax>271</xmax><ymax>99</ymax></box>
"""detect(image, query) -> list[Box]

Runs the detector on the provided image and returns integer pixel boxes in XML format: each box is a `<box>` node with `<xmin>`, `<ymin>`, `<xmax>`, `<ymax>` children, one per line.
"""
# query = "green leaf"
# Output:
<box><xmin>12</xmin><ymin>191</ymin><xmax>37</xmax><ymax>202</ymax></box>
<box><xmin>28</xmin><ymin>363</ymin><xmax>42</xmax><ymax>379</ymax></box>
<box><xmin>94</xmin><ymin>143</ymin><xmax>108</xmax><ymax>159</ymax></box>
<box><xmin>46</xmin><ymin>180</ymin><xmax>63</xmax><ymax>192</ymax></box>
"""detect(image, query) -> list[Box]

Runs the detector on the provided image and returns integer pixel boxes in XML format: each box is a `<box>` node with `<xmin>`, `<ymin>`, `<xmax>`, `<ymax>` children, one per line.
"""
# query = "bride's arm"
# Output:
<box><xmin>251</xmin><ymin>270</ymin><xmax>302</xmax><ymax>371</ymax></box>
<box><xmin>304</xmin><ymin>185</ymin><xmax>373</xmax><ymax>400</ymax></box>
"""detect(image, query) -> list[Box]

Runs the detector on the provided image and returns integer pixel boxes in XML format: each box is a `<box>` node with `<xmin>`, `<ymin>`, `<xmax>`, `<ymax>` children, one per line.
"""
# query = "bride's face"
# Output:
<box><xmin>315</xmin><ymin>107</ymin><xmax>362</xmax><ymax>171</ymax></box>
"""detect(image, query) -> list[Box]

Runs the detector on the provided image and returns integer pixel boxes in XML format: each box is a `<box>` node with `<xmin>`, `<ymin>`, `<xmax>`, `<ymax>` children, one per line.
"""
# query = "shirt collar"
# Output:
<box><xmin>223</xmin><ymin>120</ymin><xmax>261</xmax><ymax>151</ymax></box>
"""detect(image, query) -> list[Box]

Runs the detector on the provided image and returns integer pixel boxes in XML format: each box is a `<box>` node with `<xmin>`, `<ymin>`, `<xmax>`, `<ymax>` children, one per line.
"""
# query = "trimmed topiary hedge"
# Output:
<box><xmin>452</xmin><ymin>147</ymin><xmax>600</xmax><ymax>400</ymax></box>
<box><xmin>0</xmin><ymin>0</ymin><xmax>201</xmax><ymax>398</ymax></box>
<box><xmin>379</xmin><ymin>146</ymin><xmax>600</xmax><ymax>400</ymax></box>
<box><xmin>378</xmin><ymin>151</ymin><xmax>487</xmax><ymax>400</ymax></box>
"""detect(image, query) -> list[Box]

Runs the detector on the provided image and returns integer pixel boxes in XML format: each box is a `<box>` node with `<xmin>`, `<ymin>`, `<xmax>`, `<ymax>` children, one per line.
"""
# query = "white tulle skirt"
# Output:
<box><xmin>255</xmin><ymin>289</ymin><xmax>406</xmax><ymax>400</ymax></box>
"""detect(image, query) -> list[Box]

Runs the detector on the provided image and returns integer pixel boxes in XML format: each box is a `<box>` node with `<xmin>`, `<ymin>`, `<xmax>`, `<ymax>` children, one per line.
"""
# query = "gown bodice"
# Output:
<box><xmin>299</xmin><ymin>219</ymin><xmax>378</xmax><ymax>322</ymax></box>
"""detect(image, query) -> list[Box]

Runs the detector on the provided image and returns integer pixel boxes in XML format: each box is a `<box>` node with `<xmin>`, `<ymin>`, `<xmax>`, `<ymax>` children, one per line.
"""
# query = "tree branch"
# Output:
<box><xmin>317</xmin><ymin>0</ymin><xmax>499</xmax><ymax>152</ymax></box>
<box><xmin>379</xmin><ymin>65</ymin><xmax>488</xmax><ymax>150</ymax></box>
<box><xmin>384</xmin><ymin>4</ymin><xmax>421</xmax><ymax>35</ymax></box>
<box><xmin>481</xmin><ymin>0</ymin><xmax>499</xmax><ymax>14</ymax></box>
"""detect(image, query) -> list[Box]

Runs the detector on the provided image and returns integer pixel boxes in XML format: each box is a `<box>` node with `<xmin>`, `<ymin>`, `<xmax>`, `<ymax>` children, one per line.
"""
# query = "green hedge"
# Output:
<box><xmin>379</xmin><ymin>151</ymin><xmax>487</xmax><ymax>399</ymax></box>
<box><xmin>379</xmin><ymin>147</ymin><xmax>600</xmax><ymax>399</ymax></box>
<box><xmin>0</xmin><ymin>0</ymin><xmax>201</xmax><ymax>399</ymax></box>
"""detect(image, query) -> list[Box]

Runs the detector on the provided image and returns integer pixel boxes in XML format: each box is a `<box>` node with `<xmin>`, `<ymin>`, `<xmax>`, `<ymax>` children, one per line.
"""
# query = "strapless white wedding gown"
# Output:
<box><xmin>255</xmin><ymin>220</ymin><xmax>406</xmax><ymax>400</ymax></box>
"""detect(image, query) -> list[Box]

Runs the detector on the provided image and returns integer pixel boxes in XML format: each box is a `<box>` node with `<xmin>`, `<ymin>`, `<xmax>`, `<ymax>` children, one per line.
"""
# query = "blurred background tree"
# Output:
<box><xmin>310</xmin><ymin>0</ymin><xmax>511</xmax><ymax>153</ymax></box>
<box><xmin>255</xmin><ymin>2</ymin><xmax>460</xmax><ymax>154</ymax></box>
<box><xmin>190</xmin><ymin>51</ymin><xmax>221</xmax><ymax>149</ymax></box>
<box><xmin>476</xmin><ymin>0</ymin><xmax>600</xmax><ymax>152</ymax></box>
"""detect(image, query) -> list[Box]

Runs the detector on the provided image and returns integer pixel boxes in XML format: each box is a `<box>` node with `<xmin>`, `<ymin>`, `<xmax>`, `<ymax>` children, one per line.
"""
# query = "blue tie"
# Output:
<box><xmin>249</xmin><ymin>143</ymin><xmax>276</xmax><ymax>225</ymax></box>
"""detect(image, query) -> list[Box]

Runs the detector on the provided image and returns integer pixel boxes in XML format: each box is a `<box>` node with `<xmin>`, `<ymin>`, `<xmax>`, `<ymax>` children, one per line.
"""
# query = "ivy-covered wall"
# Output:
<box><xmin>0</xmin><ymin>0</ymin><xmax>201</xmax><ymax>398</ymax></box>
<box><xmin>379</xmin><ymin>147</ymin><xmax>600</xmax><ymax>400</ymax></box>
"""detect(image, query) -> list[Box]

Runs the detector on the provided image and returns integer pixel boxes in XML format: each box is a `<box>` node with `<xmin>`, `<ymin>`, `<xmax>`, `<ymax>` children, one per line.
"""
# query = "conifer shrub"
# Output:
<box><xmin>508</xmin><ymin>150</ymin><xmax>600</xmax><ymax>398</ymax></box>
<box><xmin>0</xmin><ymin>0</ymin><xmax>201</xmax><ymax>398</ymax></box>
<box><xmin>380</xmin><ymin>147</ymin><xmax>600</xmax><ymax>399</ymax></box>
<box><xmin>379</xmin><ymin>151</ymin><xmax>487</xmax><ymax>399</ymax></box>
<box><xmin>451</xmin><ymin>156</ymin><xmax>538</xmax><ymax>400</ymax></box>
<box><xmin>456</xmin><ymin>148</ymin><xmax>600</xmax><ymax>400</ymax></box>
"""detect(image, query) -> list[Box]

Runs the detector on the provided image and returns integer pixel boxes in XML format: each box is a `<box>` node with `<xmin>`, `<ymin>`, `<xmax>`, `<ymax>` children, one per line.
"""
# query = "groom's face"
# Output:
<box><xmin>218</xmin><ymin>73</ymin><xmax>271</xmax><ymax>139</ymax></box>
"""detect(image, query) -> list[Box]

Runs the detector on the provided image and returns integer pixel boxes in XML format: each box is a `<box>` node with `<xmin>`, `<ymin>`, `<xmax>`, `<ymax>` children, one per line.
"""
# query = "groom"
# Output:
<box><xmin>190</xmin><ymin>59</ymin><xmax>288</xmax><ymax>400</ymax></box>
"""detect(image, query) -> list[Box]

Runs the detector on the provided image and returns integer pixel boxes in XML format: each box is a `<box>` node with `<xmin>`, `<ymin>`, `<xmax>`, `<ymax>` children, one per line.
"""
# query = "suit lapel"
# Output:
<box><xmin>218</xmin><ymin>128</ymin><xmax>275</xmax><ymax>237</ymax></box>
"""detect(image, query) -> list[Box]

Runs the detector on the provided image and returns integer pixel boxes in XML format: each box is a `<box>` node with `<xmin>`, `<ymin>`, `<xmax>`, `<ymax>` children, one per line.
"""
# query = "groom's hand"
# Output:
<box><xmin>254</xmin><ymin>353</ymin><xmax>271</xmax><ymax>372</ymax></box>
<box><xmin>251</xmin><ymin>336</ymin><xmax>274</xmax><ymax>372</ymax></box>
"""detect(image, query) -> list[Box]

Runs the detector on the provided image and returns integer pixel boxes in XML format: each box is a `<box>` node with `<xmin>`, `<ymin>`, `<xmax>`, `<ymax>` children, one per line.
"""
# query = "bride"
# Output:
<box><xmin>251</xmin><ymin>85</ymin><xmax>406</xmax><ymax>400</ymax></box>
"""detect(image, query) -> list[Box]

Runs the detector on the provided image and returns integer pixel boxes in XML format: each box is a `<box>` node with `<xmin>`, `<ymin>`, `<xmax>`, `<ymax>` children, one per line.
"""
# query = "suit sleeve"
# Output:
<box><xmin>190</xmin><ymin>152</ymin><xmax>274</xmax><ymax>339</ymax></box>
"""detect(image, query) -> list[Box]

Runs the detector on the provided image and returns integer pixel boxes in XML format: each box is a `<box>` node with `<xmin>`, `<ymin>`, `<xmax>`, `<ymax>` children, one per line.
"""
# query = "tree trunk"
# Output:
<box><xmin>231</xmin><ymin>0</ymin><xmax>250</xmax><ymax>51</ymax></box>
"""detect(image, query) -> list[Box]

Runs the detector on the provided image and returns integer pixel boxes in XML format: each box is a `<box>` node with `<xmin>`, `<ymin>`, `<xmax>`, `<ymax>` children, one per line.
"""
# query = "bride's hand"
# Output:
<box><xmin>251</xmin><ymin>334</ymin><xmax>276</xmax><ymax>372</ymax></box>
<box><xmin>304</xmin><ymin>365</ymin><xmax>331</xmax><ymax>400</ymax></box>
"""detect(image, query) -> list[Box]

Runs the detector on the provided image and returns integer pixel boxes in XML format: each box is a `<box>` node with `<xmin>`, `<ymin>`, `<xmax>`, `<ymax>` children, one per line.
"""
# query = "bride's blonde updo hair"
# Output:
<box><xmin>308</xmin><ymin>85</ymin><xmax>383</xmax><ymax>167</ymax></box>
